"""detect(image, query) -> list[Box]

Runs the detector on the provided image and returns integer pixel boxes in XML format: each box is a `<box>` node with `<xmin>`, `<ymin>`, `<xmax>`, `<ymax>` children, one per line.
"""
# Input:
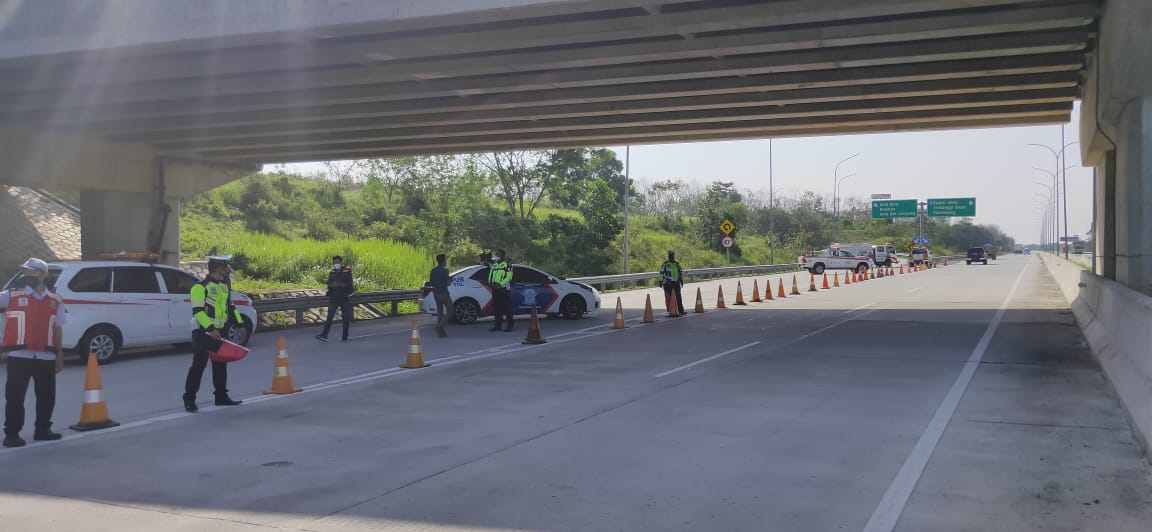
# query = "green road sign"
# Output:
<box><xmin>927</xmin><ymin>197</ymin><xmax>976</xmax><ymax>217</ymax></box>
<box><xmin>871</xmin><ymin>199</ymin><xmax>918</xmax><ymax>219</ymax></box>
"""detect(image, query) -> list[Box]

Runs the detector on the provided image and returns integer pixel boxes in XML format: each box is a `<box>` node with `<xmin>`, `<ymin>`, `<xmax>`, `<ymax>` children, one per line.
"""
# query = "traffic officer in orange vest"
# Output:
<box><xmin>1</xmin><ymin>258</ymin><xmax>66</xmax><ymax>447</ymax></box>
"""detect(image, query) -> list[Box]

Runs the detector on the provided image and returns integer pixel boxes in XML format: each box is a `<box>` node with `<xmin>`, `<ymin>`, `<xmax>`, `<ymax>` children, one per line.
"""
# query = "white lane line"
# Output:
<box><xmin>801</xmin><ymin>308</ymin><xmax>879</xmax><ymax>340</ymax></box>
<box><xmin>653</xmin><ymin>342</ymin><xmax>761</xmax><ymax>378</ymax></box>
<box><xmin>862</xmin><ymin>257</ymin><xmax>1032</xmax><ymax>532</ymax></box>
<box><xmin>848</xmin><ymin>303</ymin><xmax>877</xmax><ymax>312</ymax></box>
<box><xmin>907</xmin><ymin>286</ymin><xmax>924</xmax><ymax>293</ymax></box>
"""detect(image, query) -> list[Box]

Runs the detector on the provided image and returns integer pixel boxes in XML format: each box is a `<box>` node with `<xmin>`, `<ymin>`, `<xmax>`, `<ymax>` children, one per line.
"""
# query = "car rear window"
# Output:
<box><xmin>112</xmin><ymin>267</ymin><xmax>161</xmax><ymax>293</ymax></box>
<box><xmin>68</xmin><ymin>268</ymin><xmax>111</xmax><ymax>293</ymax></box>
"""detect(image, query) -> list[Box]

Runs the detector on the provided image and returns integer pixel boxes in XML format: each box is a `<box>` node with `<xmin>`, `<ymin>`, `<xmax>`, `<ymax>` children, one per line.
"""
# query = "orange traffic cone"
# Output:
<box><xmin>266</xmin><ymin>336</ymin><xmax>305</xmax><ymax>391</ymax></box>
<box><xmin>778</xmin><ymin>278</ymin><xmax>787</xmax><ymax>298</ymax></box>
<box><xmin>716</xmin><ymin>286</ymin><xmax>727</xmax><ymax>309</ymax></box>
<box><xmin>944</xmin><ymin>258</ymin><xmax>949</xmax><ymax>266</ymax></box>
<box><xmin>399</xmin><ymin>322</ymin><xmax>430</xmax><ymax>369</ymax></box>
<box><xmin>791</xmin><ymin>275</ymin><xmax>801</xmax><ymax>295</ymax></box>
<box><xmin>870</xmin><ymin>268</ymin><xmax>876</xmax><ymax>280</ymax></box>
<box><xmin>642</xmin><ymin>294</ymin><xmax>656</xmax><ymax>323</ymax></box>
<box><xmin>845</xmin><ymin>272</ymin><xmax>852</xmax><ymax>285</ymax></box>
<box><xmin>822</xmin><ymin>273</ymin><xmax>831</xmax><ymax>289</ymax></box>
<box><xmin>808</xmin><ymin>274</ymin><xmax>818</xmax><ymax>292</ymax></box>
<box><xmin>857</xmin><ymin>272</ymin><xmax>865</xmax><ymax>282</ymax></box>
<box><xmin>70</xmin><ymin>353</ymin><xmax>120</xmax><ymax>431</ymax></box>
<box><xmin>694</xmin><ymin>287</ymin><xmax>706</xmax><ymax>313</ymax></box>
<box><xmin>834</xmin><ymin>272</ymin><xmax>841</xmax><ymax>287</ymax></box>
<box><xmin>734</xmin><ymin>282</ymin><xmax>747</xmax><ymax>305</ymax></box>
<box><xmin>878</xmin><ymin>268</ymin><xmax>885</xmax><ymax>279</ymax></box>
<box><xmin>899</xmin><ymin>264</ymin><xmax>905</xmax><ymax>274</ymax></box>
<box><xmin>751</xmin><ymin>279</ymin><xmax>763</xmax><ymax>302</ymax></box>
<box><xmin>612</xmin><ymin>297</ymin><xmax>628</xmax><ymax>329</ymax></box>
<box><xmin>668</xmin><ymin>294</ymin><xmax>681</xmax><ymax>317</ymax></box>
<box><xmin>523</xmin><ymin>306</ymin><xmax>547</xmax><ymax>344</ymax></box>
<box><xmin>763</xmin><ymin>279</ymin><xmax>775</xmax><ymax>300</ymax></box>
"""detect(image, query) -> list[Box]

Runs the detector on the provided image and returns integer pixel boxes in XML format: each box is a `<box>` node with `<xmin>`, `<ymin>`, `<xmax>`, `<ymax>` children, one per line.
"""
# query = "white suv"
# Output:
<box><xmin>2</xmin><ymin>261</ymin><xmax>257</xmax><ymax>364</ymax></box>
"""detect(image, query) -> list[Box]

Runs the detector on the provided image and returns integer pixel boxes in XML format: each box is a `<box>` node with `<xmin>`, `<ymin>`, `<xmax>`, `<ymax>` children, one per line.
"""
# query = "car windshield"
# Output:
<box><xmin>969</xmin><ymin>248</ymin><xmax>984</xmax><ymax>253</ymax></box>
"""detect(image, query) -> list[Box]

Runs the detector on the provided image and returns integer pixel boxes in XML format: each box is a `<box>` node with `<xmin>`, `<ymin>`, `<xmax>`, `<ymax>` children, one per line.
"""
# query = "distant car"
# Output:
<box><xmin>966</xmin><ymin>247</ymin><xmax>988</xmax><ymax>265</ymax></box>
<box><xmin>799</xmin><ymin>249</ymin><xmax>875</xmax><ymax>275</ymax></box>
<box><xmin>1014</xmin><ymin>249</ymin><xmax>1024</xmax><ymax>255</ymax></box>
<box><xmin>2</xmin><ymin>261</ymin><xmax>257</xmax><ymax>364</ymax></box>
<box><xmin>422</xmin><ymin>264</ymin><xmax>600</xmax><ymax>325</ymax></box>
<box><xmin>910</xmin><ymin>248</ymin><xmax>930</xmax><ymax>266</ymax></box>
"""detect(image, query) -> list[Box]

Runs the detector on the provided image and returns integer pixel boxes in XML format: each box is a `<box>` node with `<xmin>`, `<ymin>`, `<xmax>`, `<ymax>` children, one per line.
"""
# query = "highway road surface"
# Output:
<box><xmin>0</xmin><ymin>255</ymin><xmax>1149</xmax><ymax>531</ymax></box>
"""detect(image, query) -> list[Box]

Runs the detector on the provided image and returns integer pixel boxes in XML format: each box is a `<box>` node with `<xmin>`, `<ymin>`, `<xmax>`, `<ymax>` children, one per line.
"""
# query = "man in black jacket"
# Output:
<box><xmin>316</xmin><ymin>256</ymin><xmax>355</xmax><ymax>342</ymax></box>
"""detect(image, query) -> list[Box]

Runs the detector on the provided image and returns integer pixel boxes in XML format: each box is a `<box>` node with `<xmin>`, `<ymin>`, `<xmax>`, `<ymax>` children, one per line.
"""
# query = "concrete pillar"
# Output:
<box><xmin>1113</xmin><ymin>96</ymin><xmax>1152</xmax><ymax>294</ymax></box>
<box><xmin>80</xmin><ymin>190</ymin><xmax>180</xmax><ymax>265</ymax></box>
<box><xmin>1096</xmin><ymin>151</ymin><xmax>1117</xmax><ymax>279</ymax></box>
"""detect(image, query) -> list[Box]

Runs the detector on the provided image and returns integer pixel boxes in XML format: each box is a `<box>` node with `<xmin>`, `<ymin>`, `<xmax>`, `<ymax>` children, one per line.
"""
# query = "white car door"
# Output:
<box><xmin>158</xmin><ymin>268</ymin><xmax>201</xmax><ymax>341</ymax></box>
<box><xmin>111</xmin><ymin>266</ymin><xmax>169</xmax><ymax>345</ymax></box>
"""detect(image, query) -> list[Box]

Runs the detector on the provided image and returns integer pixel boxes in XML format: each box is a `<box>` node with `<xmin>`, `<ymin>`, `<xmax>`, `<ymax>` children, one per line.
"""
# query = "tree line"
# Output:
<box><xmin>183</xmin><ymin>148</ymin><xmax>1013</xmax><ymax>283</ymax></box>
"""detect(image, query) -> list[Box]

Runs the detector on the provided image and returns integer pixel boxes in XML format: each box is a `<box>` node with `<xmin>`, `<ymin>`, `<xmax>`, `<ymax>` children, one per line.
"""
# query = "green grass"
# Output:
<box><xmin>183</xmin><ymin>231</ymin><xmax>431</xmax><ymax>293</ymax></box>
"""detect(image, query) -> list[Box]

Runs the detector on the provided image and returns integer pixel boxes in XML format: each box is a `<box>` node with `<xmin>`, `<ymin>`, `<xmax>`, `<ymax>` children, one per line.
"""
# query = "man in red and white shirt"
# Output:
<box><xmin>1</xmin><ymin>258</ymin><xmax>67</xmax><ymax>447</ymax></box>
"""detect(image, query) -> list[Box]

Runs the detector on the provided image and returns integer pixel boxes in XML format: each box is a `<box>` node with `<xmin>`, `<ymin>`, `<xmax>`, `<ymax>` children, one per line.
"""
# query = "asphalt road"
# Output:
<box><xmin>0</xmin><ymin>256</ymin><xmax>1149</xmax><ymax>531</ymax></box>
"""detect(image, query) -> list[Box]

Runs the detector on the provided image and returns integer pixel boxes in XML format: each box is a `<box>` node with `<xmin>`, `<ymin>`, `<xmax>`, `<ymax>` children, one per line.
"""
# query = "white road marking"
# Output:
<box><xmin>653</xmin><ymin>342</ymin><xmax>761</xmax><ymax>378</ymax></box>
<box><xmin>848</xmin><ymin>303</ymin><xmax>877</xmax><ymax>312</ymax></box>
<box><xmin>801</xmin><ymin>308</ymin><xmax>879</xmax><ymax>340</ymax></box>
<box><xmin>862</xmin><ymin>257</ymin><xmax>1032</xmax><ymax>532</ymax></box>
<box><xmin>907</xmin><ymin>286</ymin><xmax>924</xmax><ymax>293</ymax></box>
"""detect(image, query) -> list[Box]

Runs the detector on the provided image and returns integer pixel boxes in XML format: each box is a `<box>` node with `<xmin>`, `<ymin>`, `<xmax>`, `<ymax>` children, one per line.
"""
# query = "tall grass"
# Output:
<box><xmin>184</xmin><ymin>232</ymin><xmax>431</xmax><ymax>292</ymax></box>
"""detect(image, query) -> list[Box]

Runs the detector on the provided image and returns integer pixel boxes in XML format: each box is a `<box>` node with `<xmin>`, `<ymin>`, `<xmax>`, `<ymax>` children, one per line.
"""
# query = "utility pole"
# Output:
<box><xmin>769</xmin><ymin>139</ymin><xmax>775</xmax><ymax>264</ymax></box>
<box><xmin>918</xmin><ymin>201</ymin><xmax>926</xmax><ymax>242</ymax></box>
<box><xmin>623</xmin><ymin>145</ymin><xmax>630</xmax><ymax>274</ymax></box>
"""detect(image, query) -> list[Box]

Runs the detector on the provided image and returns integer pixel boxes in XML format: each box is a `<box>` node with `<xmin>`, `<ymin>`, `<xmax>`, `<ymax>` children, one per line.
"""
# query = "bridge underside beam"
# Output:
<box><xmin>0</xmin><ymin>0</ymin><xmax>1100</xmax><ymax>163</ymax></box>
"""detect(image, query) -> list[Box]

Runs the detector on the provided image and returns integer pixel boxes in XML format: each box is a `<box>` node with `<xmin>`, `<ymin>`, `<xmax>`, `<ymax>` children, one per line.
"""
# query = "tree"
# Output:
<box><xmin>479</xmin><ymin>151</ymin><xmax>553</xmax><ymax>219</ymax></box>
<box><xmin>694</xmin><ymin>181</ymin><xmax>747</xmax><ymax>254</ymax></box>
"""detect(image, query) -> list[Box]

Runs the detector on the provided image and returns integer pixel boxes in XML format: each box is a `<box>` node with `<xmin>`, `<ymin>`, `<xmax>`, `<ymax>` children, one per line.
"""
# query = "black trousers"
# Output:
<box><xmin>4</xmin><ymin>357</ymin><xmax>56</xmax><ymax>435</ymax></box>
<box><xmin>492</xmin><ymin>287</ymin><xmax>513</xmax><ymax>329</ymax></box>
<box><xmin>321</xmin><ymin>299</ymin><xmax>353</xmax><ymax>340</ymax></box>
<box><xmin>184</xmin><ymin>330</ymin><xmax>228</xmax><ymax>401</ymax></box>
<box><xmin>663</xmin><ymin>283</ymin><xmax>685</xmax><ymax>314</ymax></box>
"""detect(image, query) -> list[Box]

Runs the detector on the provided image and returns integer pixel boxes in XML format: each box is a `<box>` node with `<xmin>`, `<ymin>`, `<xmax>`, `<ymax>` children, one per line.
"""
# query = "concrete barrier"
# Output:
<box><xmin>1040</xmin><ymin>253</ymin><xmax>1152</xmax><ymax>461</ymax></box>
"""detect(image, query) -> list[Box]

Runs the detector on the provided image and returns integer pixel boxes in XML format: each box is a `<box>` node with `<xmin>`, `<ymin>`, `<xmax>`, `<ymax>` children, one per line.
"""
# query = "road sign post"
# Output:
<box><xmin>871</xmin><ymin>199</ymin><xmax>918</xmax><ymax>219</ymax></box>
<box><xmin>926</xmin><ymin>198</ymin><xmax>976</xmax><ymax>217</ymax></box>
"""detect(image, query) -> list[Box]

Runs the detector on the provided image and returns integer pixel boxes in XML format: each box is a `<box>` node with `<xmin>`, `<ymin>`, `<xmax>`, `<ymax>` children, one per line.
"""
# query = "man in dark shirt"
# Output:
<box><xmin>429</xmin><ymin>254</ymin><xmax>453</xmax><ymax>337</ymax></box>
<box><xmin>316</xmin><ymin>255</ymin><xmax>355</xmax><ymax>342</ymax></box>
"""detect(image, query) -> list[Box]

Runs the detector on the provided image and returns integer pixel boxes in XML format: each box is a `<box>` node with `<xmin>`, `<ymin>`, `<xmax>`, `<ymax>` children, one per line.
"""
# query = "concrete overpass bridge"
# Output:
<box><xmin>6</xmin><ymin>0</ymin><xmax>1139</xmax><ymax>265</ymax></box>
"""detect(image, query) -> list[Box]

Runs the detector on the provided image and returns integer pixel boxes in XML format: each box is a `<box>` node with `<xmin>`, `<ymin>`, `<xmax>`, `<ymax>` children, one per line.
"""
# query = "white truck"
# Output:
<box><xmin>799</xmin><ymin>246</ymin><xmax>875</xmax><ymax>275</ymax></box>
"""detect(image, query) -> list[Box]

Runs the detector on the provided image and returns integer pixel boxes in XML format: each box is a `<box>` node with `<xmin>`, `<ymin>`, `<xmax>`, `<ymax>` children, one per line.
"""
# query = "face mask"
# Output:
<box><xmin>333</xmin><ymin>262</ymin><xmax>342</xmax><ymax>269</ymax></box>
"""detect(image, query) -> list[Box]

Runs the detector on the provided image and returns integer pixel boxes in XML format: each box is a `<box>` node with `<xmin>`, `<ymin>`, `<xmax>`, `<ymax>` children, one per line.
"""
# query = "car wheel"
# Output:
<box><xmin>857</xmin><ymin>263</ymin><xmax>869</xmax><ymax>274</ymax></box>
<box><xmin>78</xmin><ymin>325</ymin><xmax>121</xmax><ymax>365</ymax></box>
<box><xmin>967</xmin><ymin>260</ymin><xmax>971</xmax><ymax>265</ymax></box>
<box><xmin>225</xmin><ymin>321</ymin><xmax>254</xmax><ymax>347</ymax></box>
<box><xmin>812</xmin><ymin>263</ymin><xmax>826</xmax><ymax>275</ymax></box>
<box><xmin>560</xmin><ymin>295</ymin><xmax>587</xmax><ymax>320</ymax></box>
<box><xmin>453</xmin><ymin>298</ymin><xmax>480</xmax><ymax>325</ymax></box>
<box><xmin>983</xmin><ymin>260</ymin><xmax>988</xmax><ymax>265</ymax></box>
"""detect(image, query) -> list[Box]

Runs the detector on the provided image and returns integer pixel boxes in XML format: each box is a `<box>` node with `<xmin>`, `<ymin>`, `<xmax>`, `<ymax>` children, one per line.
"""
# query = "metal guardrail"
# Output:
<box><xmin>252</xmin><ymin>289</ymin><xmax>422</xmax><ymax>326</ymax></box>
<box><xmin>249</xmin><ymin>258</ymin><xmax>965</xmax><ymax>328</ymax></box>
<box><xmin>569</xmin><ymin>263</ymin><xmax>802</xmax><ymax>291</ymax></box>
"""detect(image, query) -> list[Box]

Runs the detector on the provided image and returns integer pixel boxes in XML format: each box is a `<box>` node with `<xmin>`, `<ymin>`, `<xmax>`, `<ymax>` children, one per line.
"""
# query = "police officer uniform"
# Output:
<box><xmin>1</xmin><ymin>258</ymin><xmax>66</xmax><ymax>447</ymax></box>
<box><xmin>183</xmin><ymin>255</ymin><xmax>244</xmax><ymax>412</ymax></box>
<box><xmin>488</xmin><ymin>251</ymin><xmax>514</xmax><ymax>332</ymax></box>
<box><xmin>660</xmin><ymin>251</ymin><xmax>685</xmax><ymax>316</ymax></box>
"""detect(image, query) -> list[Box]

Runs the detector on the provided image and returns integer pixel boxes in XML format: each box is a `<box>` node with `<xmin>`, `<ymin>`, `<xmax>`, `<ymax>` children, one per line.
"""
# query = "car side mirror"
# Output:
<box><xmin>549</xmin><ymin>277</ymin><xmax>559</xmax><ymax>283</ymax></box>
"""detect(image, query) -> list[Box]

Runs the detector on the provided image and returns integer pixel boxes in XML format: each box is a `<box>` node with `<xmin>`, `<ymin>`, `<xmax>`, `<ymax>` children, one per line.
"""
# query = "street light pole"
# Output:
<box><xmin>1029</xmin><ymin>137</ymin><xmax>1077</xmax><ymax>255</ymax></box>
<box><xmin>833</xmin><ymin>152</ymin><xmax>861</xmax><ymax>240</ymax></box>
<box><xmin>768</xmin><ymin>139</ymin><xmax>775</xmax><ymax>264</ymax></box>
<box><xmin>1061</xmin><ymin>124</ymin><xmax>1071</xmax><ymax>259</ymax></box>
<box><xmin>623</xmin><ymin>145</ymin><xmax>630</xmax><ymax>275</ymax></box>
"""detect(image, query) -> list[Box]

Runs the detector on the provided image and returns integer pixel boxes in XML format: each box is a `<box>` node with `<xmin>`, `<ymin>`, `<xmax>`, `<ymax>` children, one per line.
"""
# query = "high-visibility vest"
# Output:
<box><xmin>191</xmin><ymin>279</ymin><xmax>243</xmax><ymax>331</ymax></box>
<box><xmin>488</xmin><ymin>260</ymin><xmax>513</xmax><ymax>288</ymax></box>
<box><xmin>2</xmin><ymin>289</ymin><xmax>61</xmax><ymax>353</ymax></box>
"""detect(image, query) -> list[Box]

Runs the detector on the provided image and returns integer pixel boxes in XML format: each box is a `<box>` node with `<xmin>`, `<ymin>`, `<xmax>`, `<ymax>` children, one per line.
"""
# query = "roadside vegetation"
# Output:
<box><xmin>180</xmin><ymin>149</ymin><xmax>1013</xmax><ymax>294</ymax></box>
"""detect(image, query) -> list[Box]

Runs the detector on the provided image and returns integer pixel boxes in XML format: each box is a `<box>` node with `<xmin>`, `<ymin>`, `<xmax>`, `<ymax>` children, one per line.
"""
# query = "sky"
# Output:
<box><xmin>277</xmin><ymin>103</ymin><xmax>1094</xmax><ymax>245</ymax></box>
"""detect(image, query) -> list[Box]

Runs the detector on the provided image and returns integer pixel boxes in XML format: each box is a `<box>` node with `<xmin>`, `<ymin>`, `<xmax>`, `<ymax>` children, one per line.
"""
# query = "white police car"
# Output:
<box><xmin>422</xmin><ymin>264</ymin><xmax>600</xmax><ymax>324</ymax></box>
<box><xmin>2</xmin><ymin>261</ymin><xmax>258</xmax><ymax>364</ymax></box>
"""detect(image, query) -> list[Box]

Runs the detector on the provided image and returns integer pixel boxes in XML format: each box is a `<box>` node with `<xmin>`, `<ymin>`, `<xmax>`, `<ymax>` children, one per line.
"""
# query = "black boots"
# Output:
<box><xmin>33</xmin><ymin>430</ymin><xmax>61</xmax><ymax>441</ymax></box>
<box><xmin>3</xmin><ymin>434</ymin><xmax>25</xmax><ymax>448</ymax></box>
<box><xmin>214</xmin><ymin>394</ymin><xmax>242</xmax><ymax>407</ymax></box>
<box><xmin>183</xmin><ymin>399</ymin><xmax>199</xmax><ymax>412</ymax></box>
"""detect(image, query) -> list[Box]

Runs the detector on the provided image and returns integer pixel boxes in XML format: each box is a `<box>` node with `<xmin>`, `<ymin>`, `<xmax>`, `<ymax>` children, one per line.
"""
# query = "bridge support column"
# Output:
<box><xmin>80</xmin><ymin>190</ymin><xmax>180</xmax><ymax>265</ymax></box>
<box><xmin>1111</xmin><ymin>97</ymin><xmax>1152</xmax><ymax>294</ymax></box>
